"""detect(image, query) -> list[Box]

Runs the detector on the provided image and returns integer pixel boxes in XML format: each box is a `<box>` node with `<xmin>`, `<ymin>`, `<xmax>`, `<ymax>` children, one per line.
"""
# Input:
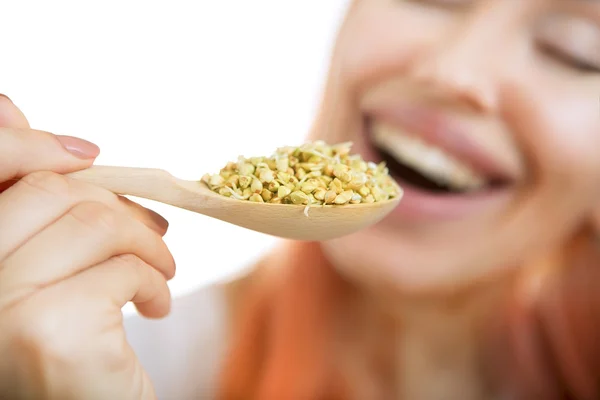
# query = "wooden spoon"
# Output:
<box><xmin>67</xmin><ymin>165</ymin><xmax>402</xmax><ymax>241</ymax></box>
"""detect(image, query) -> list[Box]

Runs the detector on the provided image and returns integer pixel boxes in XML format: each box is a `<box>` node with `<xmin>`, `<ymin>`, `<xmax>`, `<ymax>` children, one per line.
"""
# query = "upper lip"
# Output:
<box><xmin>363</xmin><ymin>103</ymin><xmax>519</xmax><ymax>183</ymax></box>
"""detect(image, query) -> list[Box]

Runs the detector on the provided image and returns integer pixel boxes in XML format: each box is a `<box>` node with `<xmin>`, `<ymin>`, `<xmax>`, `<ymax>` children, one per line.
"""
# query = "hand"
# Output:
<box><xmin>0</xmin><ymin>95</ymin><xmax>175</xmax><ymax>400</ymax></box>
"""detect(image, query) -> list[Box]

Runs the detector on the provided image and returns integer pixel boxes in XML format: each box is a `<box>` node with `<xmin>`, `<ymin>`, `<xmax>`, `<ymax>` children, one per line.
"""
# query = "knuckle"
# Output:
<box><xmin>10</xmin><ymin>308</ymin><xmax>75</xmax><ymax>364</ymax></box>
<box><xmin>111</xmin><ymin>254</ymin><xmax>151</xmax><ymax>283</ymax></box>
<box><xmin>19</xmin><ymin>171</ymin><xmax>71</xmax><ymax>198</ymax></box>
<box><xmin>69</xmin><ymin>201</ymin><xmax>121</xmax><ymax>233</ymax></box>
<box><xmin>0</xmin><ymin>128</ymin><xmax>21</xmax><ymax>160</ymax></box>
<box><xmin>8</xmin><ymin>304</ymin><xmax>127</xmax><ymax>371</ymax></box>
<box><xmin>113</xmin><ymin>253</ymin><xmax>144</xmax><ymax>269</ymax></box>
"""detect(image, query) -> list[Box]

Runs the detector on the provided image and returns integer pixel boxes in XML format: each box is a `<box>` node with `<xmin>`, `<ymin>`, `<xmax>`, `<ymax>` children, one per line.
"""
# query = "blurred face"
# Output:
<box><xmin>311</xmin><ymin>0</ymin><xmax>600</xmax><ymax>293</ymax></box>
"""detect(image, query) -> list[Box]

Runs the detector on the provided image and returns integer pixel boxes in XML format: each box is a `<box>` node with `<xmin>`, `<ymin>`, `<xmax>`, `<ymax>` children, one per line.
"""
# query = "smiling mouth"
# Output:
<box><xmin>367</xmin><ymin>119</ymin><xmax>509</xmax><ymax>195</ymax></box>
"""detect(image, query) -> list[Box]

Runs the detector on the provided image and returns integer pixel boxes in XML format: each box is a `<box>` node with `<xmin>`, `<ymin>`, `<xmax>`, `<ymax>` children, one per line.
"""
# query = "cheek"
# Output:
<box><xmin>504</xmin><ymin>79</ymin><xmax>600</xmax><ymax>197</ymax></box>
<box><xmin>539</xmin><ymin>98</ymin><xmax>600</xmax><ymax>176</ymax></box>
<box><xmin>315</xmin><ymin>3</ymin><xmax>449</xmax><ymax>144</ymax></box>
<box><xmin>334</xmin><ymin>3</ymin><xmax>443</xmax><ymax>92</ymax></box>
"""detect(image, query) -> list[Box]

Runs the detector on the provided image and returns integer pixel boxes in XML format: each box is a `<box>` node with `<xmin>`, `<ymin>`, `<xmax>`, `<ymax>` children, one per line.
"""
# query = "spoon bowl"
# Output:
<box><xmin>68</xmin><ymin>165</ymin><xmax>402</xmax><ymax>241</ymax></box>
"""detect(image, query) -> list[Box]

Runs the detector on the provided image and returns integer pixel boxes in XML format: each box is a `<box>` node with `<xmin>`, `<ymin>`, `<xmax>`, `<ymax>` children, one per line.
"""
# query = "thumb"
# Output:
<box><xmin>0</xmin><ymin>94</ymin><xmax>30</xmax><ymax>129</ymax></box>
<box><xmin>0</xmin><ymin>128</ymin><xmax>100</xmax><ymax>183</ymax></box>
<box><xmin>0</xmin><ymin>94</ymin><xmax>100</xmax><ymax>190</ymax></box>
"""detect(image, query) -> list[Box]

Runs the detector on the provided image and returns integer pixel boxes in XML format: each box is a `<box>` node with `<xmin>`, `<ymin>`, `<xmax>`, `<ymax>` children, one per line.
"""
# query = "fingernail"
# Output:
<box><xmin>0</xmin><ymin>94</ymin><xmax>12</xmax><ymax>102</ymax></box>
<box><xmin>56</xmin><ymin>135</ymin><xmax>100</xmax><ymax>159</ymax></box>
<box><xmin>149</xmin><ymin>211</ymin><xmax>170</xmax><ymax>234</ymax></box>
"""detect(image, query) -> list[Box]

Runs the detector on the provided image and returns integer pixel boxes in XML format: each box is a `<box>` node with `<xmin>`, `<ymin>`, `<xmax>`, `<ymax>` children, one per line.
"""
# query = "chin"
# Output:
<box><xmin>321</xmin><ymin>229</ymin><xmax>457</xmax><ymax>295</ymax></box>
<box><xmin>321</xmin><ymin>222</ymin><xmax>526</xmax><ymax>297</ymax></box>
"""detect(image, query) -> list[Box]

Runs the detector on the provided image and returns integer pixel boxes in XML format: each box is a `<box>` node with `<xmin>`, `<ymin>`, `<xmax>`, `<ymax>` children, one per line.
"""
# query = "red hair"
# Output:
<box><xmin>484</xmin><ymin>225</ymin><xmax>600</xmax><ymax>399</ymax></box>
<box><xmin>215</xmin><ymin>225</ymin><xmax>600</xmax><ymax>399</ymax></box>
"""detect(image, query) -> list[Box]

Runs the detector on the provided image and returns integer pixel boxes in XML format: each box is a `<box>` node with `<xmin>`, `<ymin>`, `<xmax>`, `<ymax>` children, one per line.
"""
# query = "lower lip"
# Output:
<box><xmin>390</xmin><ymin>179</ymin><xmax>513</xmax><ymax>223</ymax></box>
<box><xmin>356</xmin><ymin>121</ymin><xmax>514</xmax><ymax>223</ymax></box>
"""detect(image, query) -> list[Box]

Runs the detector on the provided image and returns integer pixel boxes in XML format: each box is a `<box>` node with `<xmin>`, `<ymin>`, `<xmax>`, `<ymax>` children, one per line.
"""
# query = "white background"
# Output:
<box><xmin>3</xmin><ymin>1</ymin><xmax>350</xmax><ymax>308</ymax></box>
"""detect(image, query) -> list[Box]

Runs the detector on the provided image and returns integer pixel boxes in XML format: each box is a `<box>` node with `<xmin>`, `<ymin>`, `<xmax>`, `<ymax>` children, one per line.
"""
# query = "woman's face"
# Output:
<box><xmin>312</xmin><ymin>0</ymin><xmax>600</xmax><ymax>293</ymax></box>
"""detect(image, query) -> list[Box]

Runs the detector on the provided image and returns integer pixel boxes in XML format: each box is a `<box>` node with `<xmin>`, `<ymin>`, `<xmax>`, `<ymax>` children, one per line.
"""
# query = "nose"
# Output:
<box><xmin>407</xmin><ymin>11</ymin><xmax>509</xmax><ymax>114</ymax></box>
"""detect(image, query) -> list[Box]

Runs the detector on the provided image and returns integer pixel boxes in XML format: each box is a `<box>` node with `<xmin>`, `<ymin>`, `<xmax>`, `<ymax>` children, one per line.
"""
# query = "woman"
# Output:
<box><xmin>1</xmin><ymin>0</ymin><xmax>599</xmax><ymax>399</ymax></box>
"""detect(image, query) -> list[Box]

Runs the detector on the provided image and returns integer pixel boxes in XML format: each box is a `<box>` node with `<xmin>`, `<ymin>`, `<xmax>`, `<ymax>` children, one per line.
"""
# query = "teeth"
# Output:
<box><xmin>372</xmin><ymin>121</ymin><xmax>485</xmax><ymax>191</ymax></box>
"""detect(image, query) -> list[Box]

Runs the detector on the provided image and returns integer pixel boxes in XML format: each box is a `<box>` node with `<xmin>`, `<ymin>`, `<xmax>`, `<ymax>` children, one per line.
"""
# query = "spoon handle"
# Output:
<box><xmin>67</xmin><ymin>165</ymin><xmax>180</xmax><ymax>203</ymax></box>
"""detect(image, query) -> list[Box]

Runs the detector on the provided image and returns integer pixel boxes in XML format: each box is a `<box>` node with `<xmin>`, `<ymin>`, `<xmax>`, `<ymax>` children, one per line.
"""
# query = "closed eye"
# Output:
<box><xmin>535</xmin><ymin>14</ymin><xmax>600</xmax><ymax>74</ymax></box>
<box><xmin>537</xmin><ymin>40</ymin><xmax>600</xmax><ymax>73</ymax></box>
<box><xmin>402</xmin><ymin>0</ymin><xmax>473</xmax><ymax>11</ymax></box>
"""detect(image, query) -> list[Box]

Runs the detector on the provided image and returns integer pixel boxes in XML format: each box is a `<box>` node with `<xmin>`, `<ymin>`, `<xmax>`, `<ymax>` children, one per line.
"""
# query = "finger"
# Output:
<box><xmin>0</xmin><ymin>96</ymin><xmax>33</xmax><ymax>192</ymax></box>
<box><xmin>52</xmin><ymin>254</ymin><xmax>172</xmax><ymax>319</ymax></box>
<box><xmin>118</xmin><ymin>196</ymin><xmax>170</xmax><ymax>235</ymax></box>
<box><xmin>0</xmin><ymin>201</ymin><xmax>175</xmax><ymax>309</ymax></box>
<box><xmin>0</xmin><ymin>94</ymin><xmax>30</xmax><ymax>129</ymax></box>
<box><xmin>4</xmin><ymin>254</ymin><xmax>165</xmax><ymax>399</ymax></box>
<box><xmin>0</xmin><ymin>172</ymin><xmax>169</xmax><ymax>260</ymax></box>
<box><xmin>0</xmin><ymin>127</ymin><xmax>99</xmax><ymax>185</ymax></box>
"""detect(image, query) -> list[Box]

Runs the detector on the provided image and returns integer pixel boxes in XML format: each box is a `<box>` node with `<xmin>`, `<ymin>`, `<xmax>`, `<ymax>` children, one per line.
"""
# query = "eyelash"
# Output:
<box><xmin>403</xmin><ymin>0</ymin><xmax>471</xmax><ymax>10</ymax></box>
<box><xmin>537</xmin><ymin>41</ymin><xmax>600</xmax><ymax>74</ymax></box>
